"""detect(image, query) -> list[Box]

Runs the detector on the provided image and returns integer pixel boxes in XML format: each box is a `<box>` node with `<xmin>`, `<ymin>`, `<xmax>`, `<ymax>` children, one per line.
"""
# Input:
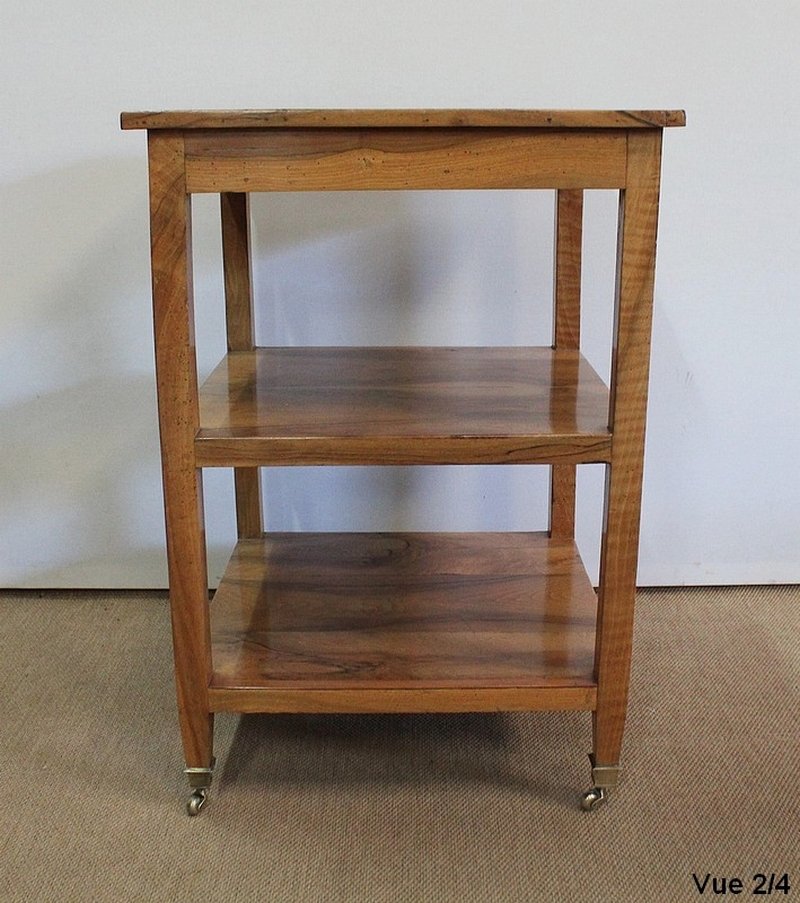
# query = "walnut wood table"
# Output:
<box><xmin>121</xmin><ymin>108</ymin><xmax>685</xmax><ymax>815</ymax></box>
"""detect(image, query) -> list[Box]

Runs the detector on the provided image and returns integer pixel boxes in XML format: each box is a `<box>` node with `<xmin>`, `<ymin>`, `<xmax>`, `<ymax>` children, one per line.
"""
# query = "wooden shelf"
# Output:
<box><xmin>207</xmin><ymin>532</ymin><xmax>598</xmax><ymax>714</ymax></box>
<box><xmin>196</xmin><ymin>347</ymin><xmax>611</xmax><ymax>466</ymax></box>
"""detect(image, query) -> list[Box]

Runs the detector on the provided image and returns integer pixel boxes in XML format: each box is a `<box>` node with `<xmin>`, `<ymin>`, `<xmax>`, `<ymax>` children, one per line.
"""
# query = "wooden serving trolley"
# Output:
<box><xmin>121</xmin><ymin>109</ymin><xmax>684</xmax><ymax>814</ymax></box>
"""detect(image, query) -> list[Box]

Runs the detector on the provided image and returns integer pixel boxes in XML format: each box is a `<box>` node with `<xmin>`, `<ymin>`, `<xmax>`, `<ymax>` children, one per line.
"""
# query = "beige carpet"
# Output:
<box><xmin>0</xmin><ymin>586</ymin><xmax>797</xmax><ymax>902</ymax></box>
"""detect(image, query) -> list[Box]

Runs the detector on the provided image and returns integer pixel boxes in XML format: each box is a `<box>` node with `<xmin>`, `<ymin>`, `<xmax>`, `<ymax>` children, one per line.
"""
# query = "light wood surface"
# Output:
<box><xmin>122</xmin><ymin>108</ymin><xmax>686</xmax><ymax>130</ymax></box>
<box><xmin>220</xmin><ymin>192</ymin><xmax>262</xmax><ymax>538</ymax></box>
<box><xmin>146</xmin><ymin>131</ymin><xmax>213</xmax><ymax>770</ymax></box>
<box><xmin>550</xmin><ymin>189</ymin><xmax>584</xmax><ymax>540</ymax></box>
<box><xmin>195</xmin><ymin>347</ymin><xmax>611</xmax><ymax>466</ymax></box>
<box><xmin>592</xmin><ymin>129</ymin><xmax>663</xmax><ymax>768</ymax></box>
<box><xmin>184</xmin><ymin>129</ymin><xmax>627</xmax><ymax>192</ymax></box>
<box><xmin>208</xmin><ymin>532</ymin><xmax>598</xmax><ymax>713</ymax></box>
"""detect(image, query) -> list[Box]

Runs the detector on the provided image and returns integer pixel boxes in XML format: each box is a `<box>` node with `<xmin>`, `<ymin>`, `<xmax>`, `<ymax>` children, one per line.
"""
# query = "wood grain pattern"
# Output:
<box><xmin>553</xmin><ymin>190</ymin><xmax>584</xmax><ymax>350</ymax></box>
<box><xmin>221</xmin><ymin>192</ymin><xmax>256</xmax><ymax>352</ymax></box>
<box><xmin>147</xmin><ymin>131</ymin><xmax>213</xmax><ymax>769</ymax></box>
<box><xmin>195</xmin><ymin>347</ymin><xmax>612</xmax><ymax>466</ymax></box>
<box><xmin>209</xmin><ymin>532</ymin><xmax>598</xmax><ymax>710</ymax></box>
<box><xmin>220</xmin><ymin>192</ymin><xmax>262</xmax><ymax>538</ymax></box>
<box><xmin>550</xmin><ymin>190</ymin><xmax>584</xmax><ymax>540</ymax></box>
<box><xmin>183</xmin><ymin>129</ymin><xmax>627</xmax><ymax>192</ymax></box>
<box><xmin>592</xmin><ymin>130</ymin><xmax>663</xmax><ymax>768</ymax></box>
<box><xmin>122</xmin><ymin>109</ymin><xmax>686</xmax><ymax>130</ymax></box>
<box><xmin>208</xmin><ymin>686</ymin><xmax>596</xmax><ymax>714</ymax></box>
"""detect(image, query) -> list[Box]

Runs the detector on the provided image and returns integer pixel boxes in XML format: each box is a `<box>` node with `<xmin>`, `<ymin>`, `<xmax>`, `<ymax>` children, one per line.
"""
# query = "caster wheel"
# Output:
<box><xmin>580</xmin><ymin>787</ymin><xmax>606</xmax><ymax>811</ymax></box>
<box><xmin>187</xmin><ymin>789</ymin><xmax>207</xmax><ymax>816</ymax></box>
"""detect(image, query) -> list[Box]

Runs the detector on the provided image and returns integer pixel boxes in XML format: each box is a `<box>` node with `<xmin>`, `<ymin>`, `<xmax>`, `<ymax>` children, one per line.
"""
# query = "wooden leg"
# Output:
<box><xmin>148</xmin><ymin>131</ymin><xmax>214</xmax><ymax>771</ymax></box>
<box><xmin>550</xmin><ymin>189</ymin><xmax>583</xmax><ymax>540</ymax></box>
<box><xmin>221</xmin><ymin>192</ymin><xmax>263</xmax><ymax>538</ymax></box>
<box><xmin>233</xmin><ymin>469</ymin><xmax>263</xmax><ymax>538</ymax></box>
<box><xmin>592</xmin><ymin>131</ymin><xmax>662</xmax><ymax>778</ymax></box>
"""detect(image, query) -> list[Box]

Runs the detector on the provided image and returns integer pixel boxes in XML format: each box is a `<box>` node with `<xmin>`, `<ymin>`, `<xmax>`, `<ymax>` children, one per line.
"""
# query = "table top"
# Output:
<box><xmin>120</xmin><ymin>108</ymin><xmax>685</xmax><ymax>131</ymax></box>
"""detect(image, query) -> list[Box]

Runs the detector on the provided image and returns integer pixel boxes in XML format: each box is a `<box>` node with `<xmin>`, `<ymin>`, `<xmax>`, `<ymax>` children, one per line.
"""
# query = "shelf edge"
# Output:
<box><xmin>207</xmin><ymin>686</ymin><xmax>597</xmax><ymax>714</ymax></box>
<box><xmin>194</xmin><ymin>435</ymin><xmax>612</xmax><ymax>467</ymax></box>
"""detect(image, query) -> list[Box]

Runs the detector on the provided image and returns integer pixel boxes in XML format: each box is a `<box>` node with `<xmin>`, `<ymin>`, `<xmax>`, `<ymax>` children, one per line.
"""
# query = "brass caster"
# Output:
<box><xmin>580</xmin><ymin>787</ymin><xmax>606</xmax><ymax>811</ymax></box>
<box><xmin>187</xmin><ymin>789</ymin><xmax>207</xmax><ymax>816</ymax></box>
<box><xmin>184</xmin><ymin>757</ymin><xmax>215</xmax><ymax>816</ymax></box>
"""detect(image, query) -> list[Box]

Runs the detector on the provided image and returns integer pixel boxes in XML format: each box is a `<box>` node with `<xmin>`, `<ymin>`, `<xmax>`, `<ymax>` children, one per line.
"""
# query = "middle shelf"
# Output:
<box><xmin>195</xmin><ymin>346</ymin><xmax>611</xmax><ymax>467</ymax></box>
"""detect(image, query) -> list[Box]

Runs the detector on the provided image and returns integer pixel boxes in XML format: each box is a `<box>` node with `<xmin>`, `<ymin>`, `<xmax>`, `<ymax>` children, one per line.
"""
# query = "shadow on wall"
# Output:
<box><xmin>246</xmin><ymin>189</ymin><xmax>555</xmax><ymax>539</ymax></box>
<box><xmin>248</xmin><ymin>189</ymin><xmax>554</xmax><ymax>346</ymax></box>
<box><xmin>2</xmin><ymin>161</ymin><xmax>559</xmax><ymax>588</ymax></box>
<box><xmin>0</xmin><ymin>157</ymin><xmax>177</xmax><ymax>587</ymax></box>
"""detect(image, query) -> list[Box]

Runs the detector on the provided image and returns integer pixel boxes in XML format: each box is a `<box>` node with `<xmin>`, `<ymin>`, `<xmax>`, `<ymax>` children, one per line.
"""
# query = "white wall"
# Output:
<box><xmin>2</xmin><ymin>1</ymin><xmax>798</xmax><ymax>587</ymax></box>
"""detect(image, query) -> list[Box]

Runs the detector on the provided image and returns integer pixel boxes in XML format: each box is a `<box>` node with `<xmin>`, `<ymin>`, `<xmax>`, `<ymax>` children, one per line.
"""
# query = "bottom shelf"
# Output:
<box><xmin>208</xmin><ymin>532</ymin><xmax>598</xmax><ymax>714</ymax></box>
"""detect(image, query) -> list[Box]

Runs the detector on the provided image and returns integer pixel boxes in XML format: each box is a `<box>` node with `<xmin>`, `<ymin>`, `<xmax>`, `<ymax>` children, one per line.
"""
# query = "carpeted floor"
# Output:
<box><xmin>0</xmin><ymin>586</ymin><xmax>797</xmax><ymax>902</ymax></box>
